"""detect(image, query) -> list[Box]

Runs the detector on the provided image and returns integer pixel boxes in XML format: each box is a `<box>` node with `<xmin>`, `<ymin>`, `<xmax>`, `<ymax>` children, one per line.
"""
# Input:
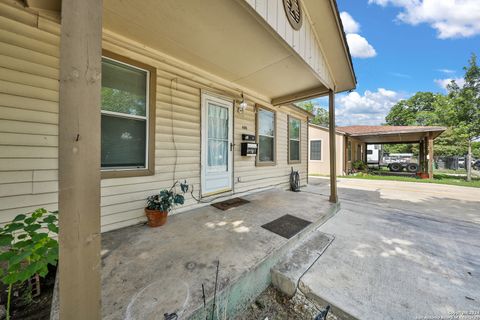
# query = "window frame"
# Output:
<box><xmin>288</xmin><ymin>115</ymin><xmax>302</xmax><ymax>164</ymax></box>
<box><xmin>309</xmin><ymin>139</ymin><xmax>323</xmax><ymax>161</ymax></box>
<box><xmin>255</xmin><ymin>104</ymin><xmax>277</xmax><ymax>166</ymax></box>
<box><xmin>101</xmin><ymin>50</ymin><xmax>156</xmax><ymax>179</ymax></box>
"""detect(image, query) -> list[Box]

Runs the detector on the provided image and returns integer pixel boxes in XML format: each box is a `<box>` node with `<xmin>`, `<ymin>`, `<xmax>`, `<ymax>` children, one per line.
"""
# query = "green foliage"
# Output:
<box><xmin>146</xmin><ymin>181</ymin><xmax>188</xmax><ymax>212</ymax></box>
<box><xmin>101</xmin><ymin>87</ymin><xmax>146</xmax><ymax>116</ymax></box>
<box><xmin>385</xmin><ymin>53</ymin><xmax>480</xmax><ymax>159</ymax></box>
<box><xmin>385</xmin><ymin>92</ymin><xmax>439</xmax><ymax>126</ymax></box>
<box><xmin>0</xmin><ymin>208</ymin><xmax>58</xmax><ymax>320</ymax></box>
<box><xmin>352</xmin><ymin>160</ymin><xmax>368</xmax><ymax>172</ymax></box>
<box><xmin>296</xmin><ymin>101</ymin><xmax>329</xmax><ymax>127</ymax></box>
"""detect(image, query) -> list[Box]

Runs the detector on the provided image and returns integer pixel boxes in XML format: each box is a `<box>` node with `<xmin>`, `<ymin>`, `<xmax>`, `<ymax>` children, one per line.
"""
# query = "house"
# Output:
<box><xmin>308</xmin><ymin>124</ymin><xmax>446</xmax><ymax>177</ymax></box>
<box><xmin>0</xmin><ymin>0</ymin><xmax>356</xmax><ymax>318</ymax></box>
<box><xmin>308</xmin><ymin>123</ymin><xmax>345</xmax><ymax>176</ymax></box>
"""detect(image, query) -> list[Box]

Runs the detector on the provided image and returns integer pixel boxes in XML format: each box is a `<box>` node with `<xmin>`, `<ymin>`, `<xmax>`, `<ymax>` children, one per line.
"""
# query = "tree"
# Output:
<box><xmin>297</xmin><ymin>101</ymin><xmax>329</xmax><ymax>127</ymax></box>
<box><xmin>385</xmin><ymin>92</ymin><xmax>438</xmax><ymax>126</ymax></box>
<box><xmin>446</xmin><ymin>53</ymin><xmax>480</xmax><ymax>181</ymax></box>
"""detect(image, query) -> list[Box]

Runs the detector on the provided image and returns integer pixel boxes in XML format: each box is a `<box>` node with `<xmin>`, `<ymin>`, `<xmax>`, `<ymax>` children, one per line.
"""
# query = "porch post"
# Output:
<box><xmin>58</xmin><ymin>0</ymin><xmax>102</xmax><ymax>319</ymax></box>
<box><xmin>428</xmin><ymin>134</ymin><xmax>434</xmax><ymax>179</ymax></box>
<box><xmin>328</xmin><ymin>90</ymin><xmax>338</xmax><ymax>203</ymax></box>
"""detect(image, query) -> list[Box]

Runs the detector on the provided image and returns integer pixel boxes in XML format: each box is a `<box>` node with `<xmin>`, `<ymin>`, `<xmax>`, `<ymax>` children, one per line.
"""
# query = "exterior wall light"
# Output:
<box><xmin>238</xmin><ymin>93</ymin><xmax>248</xmax><ymax>113</ymax></box>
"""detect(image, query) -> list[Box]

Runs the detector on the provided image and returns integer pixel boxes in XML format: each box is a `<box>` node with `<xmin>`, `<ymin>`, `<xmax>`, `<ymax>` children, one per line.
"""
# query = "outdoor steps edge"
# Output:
<box><xmin>187</xmin><ymin>200</ymin><xmax>341</xmax><ymax>320</ymax></box>
<box><xmin>271</xmin><ymin>230</ymin><xmax>335</xmax><ymax>298</ymax></box>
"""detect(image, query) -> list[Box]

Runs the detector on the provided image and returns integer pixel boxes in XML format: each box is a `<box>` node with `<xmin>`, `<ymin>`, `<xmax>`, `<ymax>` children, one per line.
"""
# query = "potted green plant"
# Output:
<box><xmin>145</xmin><ymin>181</ymin><xmax>189</xmax><ymax>227</ymax></box>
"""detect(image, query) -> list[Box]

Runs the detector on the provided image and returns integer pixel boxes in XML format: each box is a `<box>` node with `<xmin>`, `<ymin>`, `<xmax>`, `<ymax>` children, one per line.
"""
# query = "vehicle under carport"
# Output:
<box><xmin>337</xmin><ymin>126</ymin><xmax>446</xmax><ymax>179</ymax></box>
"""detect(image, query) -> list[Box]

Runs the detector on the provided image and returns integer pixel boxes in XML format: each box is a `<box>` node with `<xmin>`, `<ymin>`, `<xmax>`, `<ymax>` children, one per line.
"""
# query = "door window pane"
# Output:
<box><xmin>101</xmin><ymin>115</ymin><xmax>146</xmax><ymax>168</ymax></box>
<box><xmin>208</xmin><ymin>104</ymin><xmax>228</xmax><ymax>140</ymax></box>
<box><xmin>310</xmin><ymin>140</ymin><xmax>321</xmax><ymax>160</ymax></box>
<box><xmin>101</xmin><ymin>58</ymin><xmax>147</xmax><ymax>116</ymax></box>
<box><xmin>207</xmin><ymin>103</ymin><xmax>229</xmax><ymax>170</ymax></box>
<box><xmin>208</xmin><ymin>140</ymin><xmax>228</xmax><ymax>169</ymax></box>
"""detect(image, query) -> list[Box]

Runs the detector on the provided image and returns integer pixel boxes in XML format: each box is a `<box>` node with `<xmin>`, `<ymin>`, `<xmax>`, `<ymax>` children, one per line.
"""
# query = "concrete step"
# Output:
<box><xmin>271</xmin><ymin>230</ymin><xmax>334</xmax><ymax>297</ymax></box>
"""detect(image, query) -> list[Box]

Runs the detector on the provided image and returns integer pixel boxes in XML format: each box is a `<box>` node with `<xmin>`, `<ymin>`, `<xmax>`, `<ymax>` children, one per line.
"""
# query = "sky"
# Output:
<box><xmin>312</xmin><ymin>0</ymin><xmax>480</xmax><ymax>126</ymax></box>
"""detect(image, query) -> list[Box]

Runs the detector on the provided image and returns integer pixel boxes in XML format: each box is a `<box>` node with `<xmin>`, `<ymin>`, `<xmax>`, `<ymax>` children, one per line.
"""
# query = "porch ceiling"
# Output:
<box><xmin>103</xmin><ymin>0</ymin><xmax>327</xmax><ymax>101</ymax></box>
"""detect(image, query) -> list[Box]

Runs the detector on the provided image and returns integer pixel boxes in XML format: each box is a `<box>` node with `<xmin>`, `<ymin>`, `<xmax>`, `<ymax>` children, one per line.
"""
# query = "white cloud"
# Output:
<box><xmin>434</xmin><ymin>77</ymin><xmax>465</xmax><ymax>91</ymax></box>
<box><xmin>369</xmin><ymin>0</ymin><xmax>480</xmax><ymax>39</ymax></box>
<box><xmin>335</xmin><ymin>88</ymin><xmax>405</xmax><ymax>125</ymax></box>
<box><xmin>390</xmin><ymin>72</ymin><xmax>412</xmax><ymax>78</ymax></box>
<box><xmin>346</xmin><ymin>34</ymin><xmax>377</xmax><ymax>58</ymax></box>
<box><xmin>340</xmin><ymin>11</ymin><xmax>377</xmax><ymax>59</ymax></box>
<box><xmin>340</xmin><ymin>12</ymin><xmax>360</xmax><ymax>33</ymax></box>
<box><xmin>437</xmin><ymin>68</ymin><xmax>456</xmax><ymax>74</ymax></box>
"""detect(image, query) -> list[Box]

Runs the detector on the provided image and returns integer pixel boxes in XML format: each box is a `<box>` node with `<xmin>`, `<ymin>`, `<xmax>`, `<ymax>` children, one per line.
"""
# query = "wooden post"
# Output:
<box><xmin>58</xmin><ymin>0</ymin><xmax>102</xmax><ymax>319</ymax></box>
<box><xmin>419</xmin><ymin>140</ymin><xmax>424</xmax><ymax>172</ymax></box>
<box><xmin>428</xmin><ymin>134</ymin><xmax>434</xmax><ymax>179</ymax></box>
<box><xmin>328</xmin><ymin>90</ymin><xmax>338</xmax><ymax>203</ymax></box>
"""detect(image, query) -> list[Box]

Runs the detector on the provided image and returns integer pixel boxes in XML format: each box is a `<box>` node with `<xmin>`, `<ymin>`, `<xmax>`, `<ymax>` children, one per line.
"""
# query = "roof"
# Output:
<box><xmin>336</xmin><ymin>125</ymin><xmax>447</xmax><ymax>144</ymax></box>
<box><xmin>308</xmin><ymin>123</ymin><xmax>345</xmax><ymax>135</ymax></box>
<box><xmin>336</xmin><ymin>125</ymin><xmax>446</xmax><ymax>136</ymax></box>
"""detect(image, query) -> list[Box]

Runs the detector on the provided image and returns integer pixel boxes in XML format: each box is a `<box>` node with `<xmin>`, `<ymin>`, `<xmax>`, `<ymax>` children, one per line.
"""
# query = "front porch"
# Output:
<box><xmin>96</xmin><ymin>188</ymin><xmax>336</xmax><ymax>319</ymax></box>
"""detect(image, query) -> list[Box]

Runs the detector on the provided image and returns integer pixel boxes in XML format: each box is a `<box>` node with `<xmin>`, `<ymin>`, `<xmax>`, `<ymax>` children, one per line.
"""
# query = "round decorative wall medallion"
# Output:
<box><xmin>283</xmin><ymin>0</ymin><xmax>303</xmax><ymax>31</ymax></box>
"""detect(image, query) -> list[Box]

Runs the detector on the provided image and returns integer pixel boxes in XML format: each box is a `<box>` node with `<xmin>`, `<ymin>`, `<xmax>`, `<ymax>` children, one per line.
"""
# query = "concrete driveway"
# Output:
<box><xmin>302</xmin><ymin>177</ymin><xmax>480</xmax><ymax>320</ymax></box>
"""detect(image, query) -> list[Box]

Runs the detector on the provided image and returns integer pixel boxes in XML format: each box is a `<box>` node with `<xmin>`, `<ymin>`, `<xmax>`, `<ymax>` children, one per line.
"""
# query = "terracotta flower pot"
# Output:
<box><xmin>416</xmin><ymin>172</ymin><xmax>429</xmax><ymax>179</ymax></box>
<box><xmin>145</xmin><ymin>208</ymin><xmax>168</xmax><ymax>227</ymax></box>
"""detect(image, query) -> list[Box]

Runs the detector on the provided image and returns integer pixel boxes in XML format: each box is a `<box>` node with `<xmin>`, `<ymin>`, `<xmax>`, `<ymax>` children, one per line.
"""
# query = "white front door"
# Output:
<box><xmin>201</xmin><ymin>93</ymin><xmax>233</xmax><ymax>196</ymax></box>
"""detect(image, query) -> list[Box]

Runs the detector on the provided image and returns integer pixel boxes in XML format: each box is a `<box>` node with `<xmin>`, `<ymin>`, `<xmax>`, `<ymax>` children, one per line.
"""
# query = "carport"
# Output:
<box><xmin>337</xmin><ymin>126</ymin><xmax>446</xmax><ymax>179</ymax></box>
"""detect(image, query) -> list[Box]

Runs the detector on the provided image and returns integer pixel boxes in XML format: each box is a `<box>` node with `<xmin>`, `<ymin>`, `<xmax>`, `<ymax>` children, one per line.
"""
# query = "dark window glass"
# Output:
<box><xmin>310</xmin><ymin>140</ymin><xmax>322</xmax><ymax>160</ymax></box>
<box><xmin>101</xmin><ymin>115</ymin><xmax>146</xmax><ymax>168</ymax></box>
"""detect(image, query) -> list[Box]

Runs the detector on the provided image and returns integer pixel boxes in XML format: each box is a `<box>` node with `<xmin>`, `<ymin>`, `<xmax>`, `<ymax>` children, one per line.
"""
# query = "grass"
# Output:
<box><xmin>342</xmin><ymin>172</ymin><xmax>480</xmax><ymax>188</ymax></box>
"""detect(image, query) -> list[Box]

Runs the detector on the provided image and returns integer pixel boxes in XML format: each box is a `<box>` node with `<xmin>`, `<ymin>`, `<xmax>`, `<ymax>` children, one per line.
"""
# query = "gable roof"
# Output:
<box><xmin>336</xmin><ymin>125</ymin><xmax>446</xmax><ymax>137</ymax></box>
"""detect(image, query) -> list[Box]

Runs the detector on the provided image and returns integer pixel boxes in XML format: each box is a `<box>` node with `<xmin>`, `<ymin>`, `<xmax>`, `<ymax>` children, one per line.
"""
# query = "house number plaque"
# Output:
<box><xmin>283</xmin><ymin>0</ymin><xmax>303</xmax><ymax>31</ymax></box>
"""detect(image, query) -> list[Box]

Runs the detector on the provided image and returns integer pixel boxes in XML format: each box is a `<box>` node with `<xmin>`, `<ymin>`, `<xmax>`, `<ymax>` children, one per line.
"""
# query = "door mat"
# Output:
<box><xmin>211</xmin><ymin>197</ymin><xmax>250</xmax><ymax>211</ymax></box>
<box><xmin>261</xmin><ymin>214</ymin><xmax>312</xmax><ymax>239</ymax></box>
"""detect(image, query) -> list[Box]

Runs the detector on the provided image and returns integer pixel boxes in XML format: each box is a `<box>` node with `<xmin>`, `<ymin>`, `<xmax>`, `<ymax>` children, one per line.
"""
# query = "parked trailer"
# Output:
<box><xmin>367</xmin><ymin>146</ymin><xmax>419</xmax><ymax>173</ymax></box>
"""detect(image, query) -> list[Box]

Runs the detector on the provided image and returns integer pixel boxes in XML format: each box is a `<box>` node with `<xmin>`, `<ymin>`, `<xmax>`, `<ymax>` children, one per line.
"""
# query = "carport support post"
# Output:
<box><xmin>428</xmin><ymin>134</ymin><xmax>434</xmax><ymax>179</ymax></box>
<box><xmin>419</xmin><ymin>140</ymin><xmax>424</xmax><ymax>172</ymax></box>
<box><xmin>328</xmin><ymin>89</ymin><xmax>338</xmax><ymax>203</ymax></box>
<box><xmin>58</xmin><ymin>0</ymin><xmax>102</xmax><ymax>319</ymax></box>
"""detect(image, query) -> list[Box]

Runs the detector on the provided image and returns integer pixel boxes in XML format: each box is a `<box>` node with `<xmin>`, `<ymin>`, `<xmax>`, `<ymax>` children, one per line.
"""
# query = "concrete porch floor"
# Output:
<box><xmin>100</xmin><ymin>188</ymin><xmax>338</xmax><ymax>319</ymax></box>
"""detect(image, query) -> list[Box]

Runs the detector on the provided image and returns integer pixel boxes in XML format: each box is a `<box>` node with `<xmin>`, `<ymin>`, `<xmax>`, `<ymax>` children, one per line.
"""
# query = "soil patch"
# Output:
<box><xmin>236</xmin><ymin>286</ymin><xmax>341</xmax><ymax>320</ymax></box>
<box><xmin>1</xmin><ymin>265</ymin><xmax>56</xmax><ymax>320</ymax></box>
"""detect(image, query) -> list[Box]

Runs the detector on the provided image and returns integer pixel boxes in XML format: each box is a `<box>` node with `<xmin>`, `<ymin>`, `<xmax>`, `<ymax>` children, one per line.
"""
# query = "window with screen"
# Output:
<box><xmin>256</xmin><ymin>107</ymin><xmax>276</xmax><ymax>164</ymax></box>
<box><xmin>310</xmin><ymin>140</ymin><xmax>322</xmax><ymax>160</ymax></box>
<box><xmin>101</xmin><ymin>53</ymin><xmax>155</xmax><ymax>178</ymax></box>
<box><xmin>288</xmin><ymin>117</ymin><xmax>301</xmax><ymax>163</ymax></box>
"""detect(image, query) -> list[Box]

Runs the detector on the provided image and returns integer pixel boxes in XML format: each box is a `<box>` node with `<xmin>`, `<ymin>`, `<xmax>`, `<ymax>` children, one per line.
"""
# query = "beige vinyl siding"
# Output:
<box><xmin>308</xmin><ymin>125</ymin><xmax>345</xmax><ymax>176</ymax></box>
<box><xmin>0</xmin><ymin>4</ymin><xmax>60</xmax><ymax>226</ymax></box>
<box><xmin>0</xmin><ymin>2</ymin><xmax>308</xmax><ymax>232</ymax></box>
<box><xmin>244</xmin><ymin>0</ymin><xmax>333</xmax><ymax>88</ymax></box>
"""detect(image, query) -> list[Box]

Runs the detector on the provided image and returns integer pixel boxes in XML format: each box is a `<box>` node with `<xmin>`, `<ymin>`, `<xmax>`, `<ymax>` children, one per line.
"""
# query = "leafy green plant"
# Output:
<box><xmin>0</xmin><ymin>208</ymin><xmax>58</xmax><ymax>320</ymax></box>
<box><xmin>146</xmin><ymin>181</ymin><xmax>189</xmax><ymax>213</ymax></box>
<box><xmin>352</xmin><ymin>160</ymin><xmax>368</xmax><ymax>172</ymax></box>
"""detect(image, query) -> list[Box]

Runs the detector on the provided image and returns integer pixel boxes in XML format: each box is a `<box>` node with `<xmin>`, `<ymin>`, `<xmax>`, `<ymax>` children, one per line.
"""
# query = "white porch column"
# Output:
<box><xmin>328</xmin><ymin>90</ymin><xmax>338</xmax><ymax>203</ymax></box>
<box><xmin>58</xmin><ymin>0</ymin><xmax>103</xmax><ymax>319</ymax></box>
